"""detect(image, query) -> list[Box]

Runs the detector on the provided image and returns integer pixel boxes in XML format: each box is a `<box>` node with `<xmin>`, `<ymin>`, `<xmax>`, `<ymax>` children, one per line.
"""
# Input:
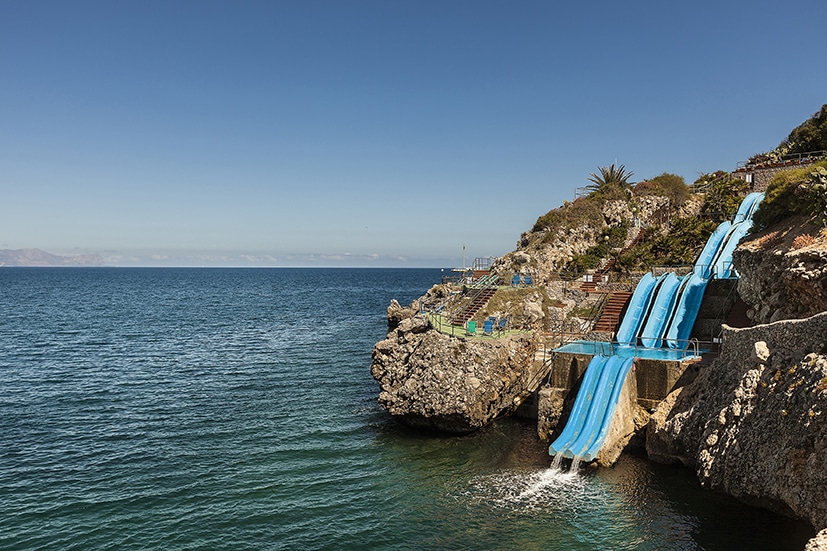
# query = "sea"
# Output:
<box><xmin>0</xmin><ymin>267</ymin><xmax>815</xmax><ymax>550</ymax></box>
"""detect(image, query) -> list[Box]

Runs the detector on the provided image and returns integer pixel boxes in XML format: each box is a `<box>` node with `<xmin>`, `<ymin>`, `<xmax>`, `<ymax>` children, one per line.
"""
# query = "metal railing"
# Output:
<box><xmin>736</xmin><ymin>150</ymin><xmax>826</xmax><ymax>170</ymax></box>
<box><xmin>550</xmin><ymin>337</ymin><xmax>703</xmax><ymax>359</ymax></box>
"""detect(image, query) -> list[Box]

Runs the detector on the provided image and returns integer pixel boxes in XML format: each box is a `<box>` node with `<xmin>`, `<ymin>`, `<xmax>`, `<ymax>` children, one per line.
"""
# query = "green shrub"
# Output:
<box><xmin>566</xmin><ymin>243</ymin><xmax>608</xmax><ymax>275</ymax></box>
<box><xmin>649</xmin><ymin>217</ymin><xmax>717</xmax><ymax>266</ymax></box>
<box><xmin>693</xmin><ymin>171</ymin><xmax>749</xmax><ymax>222</ymax></box>
<box><xmin>634</xmin><ymin>173</ymin><xmax>691</xmax><ymax>207</ymax></box>
<box><xmin>785</xmin><ymin>104</ymin><xmax>827</xmax><ymax>155</ymax></box>
<box><xmin>532</xmin><ymin>195</ymin><xmax>603</xmax><ymax>233</ymax></box>
<box><xmin>599</xmin><ymin>224</ymin><xmax>628</xmax><ymax>249</ymax></box>
<box><xmin>752</xmin><ymin>160</ymin><xmax>827</xmax><ymax>230</ymax></box>
<box><xmin>748</xmin><ymin>104</ymin><xmax>827</xmax><ymax>165</ymax></box>
<box><xmin>615</xmin><ymin>246</ymin><xmax>654</xmax><ymax>272</ymax></box>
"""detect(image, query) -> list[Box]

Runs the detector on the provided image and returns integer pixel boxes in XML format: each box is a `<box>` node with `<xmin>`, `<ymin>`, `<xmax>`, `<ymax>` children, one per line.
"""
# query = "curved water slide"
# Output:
<box><xmin>710</xmin><ymin>219</ymin><xmax>755</xmax><ymax>279</ymax></box>
<box><xmin>664</xmin><ymin>271</ymin><xmax>709</xmax><ymax>348</ymax></box>
<box><xmin>580</xmin><ymin>357</ymin><xmax>636</xmax><ymax>462</ymax></box>
<box><xmin>566</xmin><ymin>357</ymin><xmax>635</xmax><ymax>460</ymax></box>
<box><xmin>664</xmin><ymin>193</ymin><xmax>765</xmax><ymax>348</ymax></box>
<box><xmin>548</xmin><ymin>356</ymin><xmax>636</xmax><ymax>461</ymax></box>
<box><xmin>694</xmin><ymin>221</ymin><xmax>733</xmax><ymax>279</ymax></box>
<box><xmin>639</xmin><ymin>273</ymin><xmax>684</xmax><ymax>349</ymax></box>
<box><xmin>549</xmin><ymin>355</ymin><xmax>611</xmax><ymax>457</ymax></box>
<box><xmin>733</xmin><ymin>191</ymin><xmax>764</xmax><ymax>224</ymax></box>
<box><xmin>710</xmin><ymin>193</ymin><xmax>765</xmax><ymax>278</ymax></box>
<box><xmin>614</xmin><ymin>272</ymin><xmax>658</xmax><ymax>345</ymax></box>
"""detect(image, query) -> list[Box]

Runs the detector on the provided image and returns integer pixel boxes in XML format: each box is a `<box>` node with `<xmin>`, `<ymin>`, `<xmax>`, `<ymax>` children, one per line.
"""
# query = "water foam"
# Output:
<box><xmin>465</xmin><ymin>463</ymin><xmax>588</xmax><ymax>512</ymax></box>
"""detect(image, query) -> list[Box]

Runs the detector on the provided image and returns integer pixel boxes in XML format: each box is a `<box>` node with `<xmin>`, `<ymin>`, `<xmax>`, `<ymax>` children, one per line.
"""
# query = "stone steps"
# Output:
<box><xmin>593</xmin><ymin>291</ymin><xmax>633</xmax><ymax>333</ymax></box>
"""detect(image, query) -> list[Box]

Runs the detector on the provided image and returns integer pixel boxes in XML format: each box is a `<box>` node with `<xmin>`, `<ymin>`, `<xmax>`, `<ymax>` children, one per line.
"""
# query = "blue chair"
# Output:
<box><xmin>511</xmin><ymin>274</ymin><xmax>521</xmax><ymax>286</ymax></box>
<box><xmin>497</xmin><ymin>317</ymin><xmax>508</xmax><ymax>333</ymax></box>
<box><xmin>523</xmin><ymin>275</ymin><xmax>532</xmax><ymax>285</ymax></box>
<box><xmin>483</xmin><ymin>319</ymin><xmax>494</xmax><ymax>335</ymax></box>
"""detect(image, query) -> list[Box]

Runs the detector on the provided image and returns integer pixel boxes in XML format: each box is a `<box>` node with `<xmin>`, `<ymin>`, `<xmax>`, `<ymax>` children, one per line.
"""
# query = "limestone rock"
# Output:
<box><xmin>371</xmin><ymin>311</ymin><xmax>539</xmax><ymax>433</ymax></box>
<box><xmin>806</xmin><ymin>529</ymin><xmax>827</xmax><ymax>551</ymax></box>
<box><xmin>647</xmin><ymin>311</ymin><xmax>827</xmax><ymax>531</ymax></box>
<box><xmin>734</xmin><ymin>220</ymin><xmax>827</xmax><ymax>324</ymax></box>
<box><xmin>753</xmin><ymin>341</ymin><xmax>770</xmax><ymax>363</ymax></box>
<box><xmin>537</xmin><ymin>387</ymin><xmax>567</xmax><ymax>440</ymax></box>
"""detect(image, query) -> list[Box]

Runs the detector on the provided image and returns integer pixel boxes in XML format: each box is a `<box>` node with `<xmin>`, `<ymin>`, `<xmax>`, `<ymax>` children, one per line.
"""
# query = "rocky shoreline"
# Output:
<box><xmin>370</xmin><ymin>188</ymin><xmax>827</xmax><ymax>548</ymax></box>
<box><xmin>371</xmin><ymin>300</ymin><xmax>538</xmax><ymax>433</ymax></box>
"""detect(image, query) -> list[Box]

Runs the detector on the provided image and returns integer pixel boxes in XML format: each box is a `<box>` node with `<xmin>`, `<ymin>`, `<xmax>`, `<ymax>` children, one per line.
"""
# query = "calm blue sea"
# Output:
<box><xmin>0</xmin><ymin>268</ymin><xmax>813</xmax><ymax>550</ymax></box>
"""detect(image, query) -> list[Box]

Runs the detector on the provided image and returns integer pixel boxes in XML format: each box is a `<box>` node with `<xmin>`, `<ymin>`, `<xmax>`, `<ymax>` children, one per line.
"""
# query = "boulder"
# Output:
<box><xmin>371</xmin><ymin>313</ymin><xmax>538</xmax><ymax>433</ymax></box>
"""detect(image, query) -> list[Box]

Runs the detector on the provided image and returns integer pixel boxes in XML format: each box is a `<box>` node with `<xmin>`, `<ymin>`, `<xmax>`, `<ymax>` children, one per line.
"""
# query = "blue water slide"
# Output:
<box><xmin>582</xmin><ymin>357</ymin><xmax>636</xmax><ymax>462</ymax></box>
<box><xmin>748</xmin><ymin>192</ymin><xmax>765</xmax><ymax>218</ymax></box>
<box><xmin>733</xmin><ymin>192</ymin><xmax>761</xmax><ymax>224</ymax></box>
<box><xmin>614</xmin><ymin>272</ymin><xmax>658</xmax><ymax>345</ymax></box>
<box><xmin>664</xmin><ymin>271</ymin><xmax>709</xmax><ymax>349</ymax></box>
<box><xmin>694</xmin><ymin>221</ymin><xmax>732</xmax><ymax>279</ymax></box>
<box><xmin>562</xmin><ymin>356</ymin><xmax>624</xmax><ymax>458</ymax></box>
<box><xmin>710</xmin><ymin>219</ymin><xmax>753</xmax><ymax>278</ymax></box>
<box><xmin>712</xmin><ymin>193</ymin><xmax>764</xmax><ymax>278</ymax></box>
<box><xmin>549</xmin><ymin>355</ymin><xmax>609</xmax><ymax>457</ymax></box>
<box><xmin>639</xmin><ymin>273</ymin><xmax>683</xmax><ymax>348</ymax></box>
<box><xmin>709</xmin><ymin>193</ymin><xmax>765</xmax><ymax>278</ymax></box>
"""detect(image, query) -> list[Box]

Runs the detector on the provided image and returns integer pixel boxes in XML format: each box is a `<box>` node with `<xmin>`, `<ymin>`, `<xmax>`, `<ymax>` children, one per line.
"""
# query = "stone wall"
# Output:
<box><xmin>647</xmin><ymin>311</ymin><xmax>827</xmax><ymax>532</ymax></box>
<box><xmin>733</xmin><ymin>161</ymin><xmax>817</xmax><ymax>191</ymax></box>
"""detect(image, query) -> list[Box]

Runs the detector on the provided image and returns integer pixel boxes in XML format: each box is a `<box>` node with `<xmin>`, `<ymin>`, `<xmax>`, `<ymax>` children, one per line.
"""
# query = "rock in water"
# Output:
<box><xmin>371</xmin><ymin>311</ymin><xmax>537</xmax><ymax>433</ymax></box>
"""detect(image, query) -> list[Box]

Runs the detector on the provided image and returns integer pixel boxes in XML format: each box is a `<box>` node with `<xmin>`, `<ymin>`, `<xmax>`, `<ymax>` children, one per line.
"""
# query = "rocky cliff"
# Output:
<box><xmin>647</xmin><ymin>218</ymin><xmax>827</xmax><ymax>547</ymax></box>
<box><xmin>647</xmin><ymin>312</ymin><xmax>827</xmax><ymax>531</ymax></box>
<box><xmin>370</xmin><ymin>300</ymin><xmax>539</xmax><ymax>433</ymax></box>
<box><xmin>734</xmin><ymin>218</ymin><xmax>827</xmax><ymax>324</ymax></box>
<box><xmin>494</xmin><ymin>195</ymin><xmax>702</xmax><ymax>282</ymax></box>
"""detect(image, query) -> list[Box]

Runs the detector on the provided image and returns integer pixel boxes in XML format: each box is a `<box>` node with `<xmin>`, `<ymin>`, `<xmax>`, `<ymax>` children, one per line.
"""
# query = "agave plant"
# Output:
<box><xmin>585</xmin><ymin>163</ymin><xmax>634</xmax><ymax>194</ymax></box>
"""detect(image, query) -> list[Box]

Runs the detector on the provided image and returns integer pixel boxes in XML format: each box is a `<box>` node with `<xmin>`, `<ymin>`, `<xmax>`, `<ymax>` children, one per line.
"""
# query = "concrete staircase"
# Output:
<box><xmin>593</xmin><ymin>291</ymin><xmax>633</xmax><ymax>333</ymax></box>
<box><xmin>450</xmin><ymin>274</ymin><xmax>499</xmax><ymax>325</ymax></box>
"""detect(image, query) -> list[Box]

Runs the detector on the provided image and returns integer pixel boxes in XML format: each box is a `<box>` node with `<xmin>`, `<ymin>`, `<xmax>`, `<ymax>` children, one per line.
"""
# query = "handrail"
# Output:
<box><xmin>545</xmin><ymin>335</ymin><xmax>707</xmax><ymax>360</ymax></box>
<box><xmin>447</xmin><ymin>275</ymin><xmax>500</xmax><ymax>323</ymax></box>
<box><xmin>587</xmin><ymin>292</ymin><xmax>609</xmax><ymax>329</ymax></box>
<box><xmin>736</xmin><ymin>150</ymin><xmax>826</xmax><ymax>170</ymax></box>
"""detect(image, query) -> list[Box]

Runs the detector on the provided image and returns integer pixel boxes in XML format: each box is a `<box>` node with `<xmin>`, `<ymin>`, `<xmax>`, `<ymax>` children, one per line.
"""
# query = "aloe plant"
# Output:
<box><xmin>585</xmin><ymin>163</ymin><xmax>634</xmax><ymax>194</ymax></box>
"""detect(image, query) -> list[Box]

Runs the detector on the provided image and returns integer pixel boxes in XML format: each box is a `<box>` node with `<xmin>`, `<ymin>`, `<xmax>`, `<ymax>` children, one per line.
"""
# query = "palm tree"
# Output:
<box><xmin>585</xmin><ymin>163</ymin><xmax>634</xmax><ymax>194</ymax></box>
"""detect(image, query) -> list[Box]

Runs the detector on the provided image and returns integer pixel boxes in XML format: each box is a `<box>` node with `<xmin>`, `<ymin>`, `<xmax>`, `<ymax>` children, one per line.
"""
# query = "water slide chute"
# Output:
<box><xmin>562</xmin><ymin>356</ymin><xmax>624</xmax><ymax>459</ymax></box>
<box><xmin>664</xmin><ymin>271</ymin><xmax>709</xmax><ymax>348</ymax></box>
<box><xmin>694</xmin><ymin>221</ymin><xmax>732</xmax><ymax>279</ymax></box>
<box><xmin>581</xmin><ymin>357</ymin><xmax>636</xmax><ymax>462</ymax></box>
<box><xmin>639</xmin><ymin>273</ymin><xmax>683</xmax><ymax>348</ymax></box>
<box><xmin>549</xmin><ymin>355</ymin><xmax>609</xmax><ymax>457</ymax></box>
<box><xmin>614</xmin><ymin>272</ymin><xmax>658</xmax><ymax>345</ymax></box>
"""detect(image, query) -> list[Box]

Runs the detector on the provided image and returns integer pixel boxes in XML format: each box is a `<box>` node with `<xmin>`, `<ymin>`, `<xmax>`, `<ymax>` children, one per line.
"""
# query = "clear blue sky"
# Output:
<box><xmin>2</xmin><ymin>0</ymin><xmax>825</xmax><ymax>266</ymax></box>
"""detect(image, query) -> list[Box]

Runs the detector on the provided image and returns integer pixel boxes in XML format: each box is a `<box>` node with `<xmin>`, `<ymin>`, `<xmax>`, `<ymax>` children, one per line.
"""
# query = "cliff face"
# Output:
<box><xmin>647</xmin><ymin>311</ymin><xmax>827</xmax><ymax>530</ymax></box>
<box><xmin>370</xmin><ymin>301</ymin><xmax>538</xmax><ymax>433</ymax></box>
<box><xmin>734</xmin><ymin>218</ymin><xmax>827</xmax><ymax>324</ymax></box>
<box><xmin>648</xmin><ymin>219</ymin><xmax>827</xmax><ymax>533</ymax></box>
<box><xmin>494</xmin><ymin>195</ymin><xmax>703</xmax><ymax>283</ymax></box>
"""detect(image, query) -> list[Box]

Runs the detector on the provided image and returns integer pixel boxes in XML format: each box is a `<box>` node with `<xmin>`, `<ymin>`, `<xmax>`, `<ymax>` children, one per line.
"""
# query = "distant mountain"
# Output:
<box><xmin>0</xmin><ymin>248</ymin><xmax>105</xmax><ymax>266</ymax></box>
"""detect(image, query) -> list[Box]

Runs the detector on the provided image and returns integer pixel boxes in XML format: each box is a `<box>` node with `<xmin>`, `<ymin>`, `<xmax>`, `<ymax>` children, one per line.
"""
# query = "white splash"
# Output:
<box><xmin>465</xmin><ymin>463</ymin><xmax>589</xmax><ymax>512</ymax></box>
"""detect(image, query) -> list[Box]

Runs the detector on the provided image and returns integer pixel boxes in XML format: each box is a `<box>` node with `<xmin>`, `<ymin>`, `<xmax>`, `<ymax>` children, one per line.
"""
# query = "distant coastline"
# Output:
<box><xmin>0</xmin><ymin>248</ymin><xmax>104</xmax><ymax>267</ymax></box>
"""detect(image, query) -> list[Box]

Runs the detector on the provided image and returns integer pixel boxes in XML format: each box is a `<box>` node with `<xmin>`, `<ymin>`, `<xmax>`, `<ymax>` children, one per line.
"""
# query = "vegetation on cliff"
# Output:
<box><xmin>752</xmin><ymin>160</ymin><xmax>827</xmax><ymax>231</ymax></box>
<box><xmin>748</xmin><ymin>104</ymin><xmax>827</xmax><ymax>166</ymax></box>
<box><xmin>514</xmin><ymin>165</ymin><xmax>751</xmax><ymax>279</ymax></box>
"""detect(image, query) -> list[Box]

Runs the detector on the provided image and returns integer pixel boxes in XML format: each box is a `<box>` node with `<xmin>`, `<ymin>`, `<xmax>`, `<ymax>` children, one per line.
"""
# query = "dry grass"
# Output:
<box><xmin>792</xmin><ymin>233</ymin><xmax>817</xmax><ymax>250</ymax></box>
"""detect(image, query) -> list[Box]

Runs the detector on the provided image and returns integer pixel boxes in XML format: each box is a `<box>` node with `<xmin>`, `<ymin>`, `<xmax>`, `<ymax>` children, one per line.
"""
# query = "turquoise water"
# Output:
<box><xmin>555</xmin><ymin>340</ymin><xmax>705</xmax><ymax>361</ymax></box>
<box><xmin>0</xmin><ymin>268</ymin><xmax>813</xmax><ymax>550</ymax></box>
